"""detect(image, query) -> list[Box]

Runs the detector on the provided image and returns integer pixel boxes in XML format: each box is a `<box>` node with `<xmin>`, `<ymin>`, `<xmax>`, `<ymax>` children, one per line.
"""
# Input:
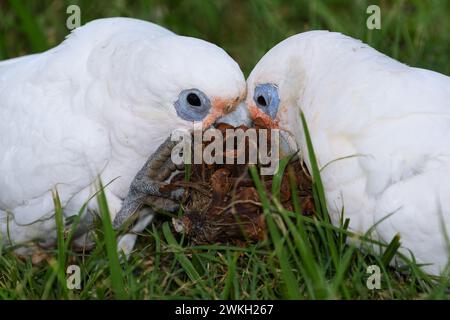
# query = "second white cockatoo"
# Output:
<box><xmin>0</xmin><ymin>18</ymin><xmax>246</xmax><ymax>255</ymax></box>
<box><xmin>246</xmin><ymin>31</ymin><xmax>450</xmax><ymax>275</ymax></box>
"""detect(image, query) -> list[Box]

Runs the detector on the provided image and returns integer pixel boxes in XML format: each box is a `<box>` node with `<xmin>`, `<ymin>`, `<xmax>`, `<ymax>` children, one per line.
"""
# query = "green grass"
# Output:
<box><xmin>0</xmin><ymin>0</ymin><xmax>450</xmax><ymax>300</ymax></box>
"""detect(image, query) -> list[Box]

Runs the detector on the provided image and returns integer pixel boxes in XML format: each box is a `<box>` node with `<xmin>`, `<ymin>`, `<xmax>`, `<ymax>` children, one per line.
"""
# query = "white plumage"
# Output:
<box><xmin>0</xmin><ymin>18</ymin><xmax>246</xmax><ymax>253</ymax></box>
<box><xmin>246</xmin><ymin>31</ymin><xmax>450</xmax><ymax>275</ymax></box>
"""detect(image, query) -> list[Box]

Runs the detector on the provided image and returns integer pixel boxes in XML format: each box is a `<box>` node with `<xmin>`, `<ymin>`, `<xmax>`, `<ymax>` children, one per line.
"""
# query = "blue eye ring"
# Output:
<box><xmin>175</xmin><ymin>89</ymin><xmax>211</xmax><ymax>121</ymax></box>
<box><xmin>253</xmin><ymin>83</ymin><xmax>280</xmax><ymax>119</ymax></box>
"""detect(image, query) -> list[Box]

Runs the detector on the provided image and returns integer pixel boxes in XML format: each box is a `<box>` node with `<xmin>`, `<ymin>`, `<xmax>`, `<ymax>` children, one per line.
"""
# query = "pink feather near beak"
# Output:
<box><xmin>202</xmin><ymin>97</ymin><xmax>239</xmax><ymax>129</ymax></box>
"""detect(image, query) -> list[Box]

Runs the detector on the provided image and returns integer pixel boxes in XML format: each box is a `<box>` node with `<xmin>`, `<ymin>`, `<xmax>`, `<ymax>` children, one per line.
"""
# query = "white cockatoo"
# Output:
<box><xmin>246</xmin><ymin>31</ymin><xmax>450</xmax><ymax>275</ymax></box>
<box><xmin>0</xmin><ymin>18</ymin><xmax>246</xmax><ymax>255</ymax></box>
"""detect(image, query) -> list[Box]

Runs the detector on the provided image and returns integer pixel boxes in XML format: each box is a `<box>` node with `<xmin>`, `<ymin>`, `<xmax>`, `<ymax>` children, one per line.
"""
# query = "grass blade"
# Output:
<box><xmin>162</xmin><ymin>222</ymin><xmax>208</xmax><ymax>298</ymax></box>
<box><xmin>249</xmin><ymin>165</ymin><xmax>301</xmax><ymax>299</ymax></box>
<box><xmin>300</xmin><ymin>112</ymin><xmax>340</xmax><ymax>270</ymax></box>
<box><xmin>381</xmin><ymin>234</ymin><xmax>401</xmax><ymax>267</ymax></box>
<box><xmin>52</xmin><ymin>190</ymin><xmax>68</xmax><ymax>298</ymax></box>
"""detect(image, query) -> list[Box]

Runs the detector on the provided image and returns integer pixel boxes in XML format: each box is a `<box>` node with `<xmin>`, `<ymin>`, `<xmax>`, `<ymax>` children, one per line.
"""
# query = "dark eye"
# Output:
<box><xmin>187</xmin><ymin>93</ymin><xmax>201</xmax><ymax>106</ymax></box>
<box><xmin>257</xmin><ymin>95</ymin><xmax>267</xmax><ymax>107</ymax></box>
<box><xmin>175</xmin><ymin>89</ymin><xmax>211</xmax><ymax>122</ymax></box>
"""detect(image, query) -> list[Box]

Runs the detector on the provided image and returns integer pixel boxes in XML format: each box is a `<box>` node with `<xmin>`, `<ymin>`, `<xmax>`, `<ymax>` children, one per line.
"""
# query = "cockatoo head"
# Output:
<box><xmin>124</xmin><ymin>35</ymin><xmax>246</xmax><ymax>134</ymax></box>
<box><xmin>246</xmin><ymin>31</ymin><xmax>358</xmax><ymax>141</ymax></box>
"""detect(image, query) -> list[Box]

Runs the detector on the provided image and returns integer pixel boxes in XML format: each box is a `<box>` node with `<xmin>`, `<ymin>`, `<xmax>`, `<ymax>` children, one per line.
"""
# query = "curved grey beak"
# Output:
<box><xmin>215</xmin><ymin>102</ymin><xmax>253</xmax><ymax>127</ymax></box>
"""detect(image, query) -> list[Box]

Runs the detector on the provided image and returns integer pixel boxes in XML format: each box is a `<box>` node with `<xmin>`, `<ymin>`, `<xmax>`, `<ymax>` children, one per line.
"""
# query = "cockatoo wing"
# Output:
<box><xmin>374</xmin><ymin>168</ymin><xmax>450</xmax><ymax>275</ymax></box>
<box><xmin>307</xmin><ymin>54</ymin><xmax>450</xmax><ymax>212</ymax></box>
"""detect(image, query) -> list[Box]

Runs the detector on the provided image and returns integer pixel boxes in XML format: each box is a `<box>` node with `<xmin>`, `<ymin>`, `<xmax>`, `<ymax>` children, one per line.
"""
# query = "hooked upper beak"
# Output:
<box><xmin>215</xmin><ymin>101</ymin><xmax>253</xmax><ymax>127</ymax></box>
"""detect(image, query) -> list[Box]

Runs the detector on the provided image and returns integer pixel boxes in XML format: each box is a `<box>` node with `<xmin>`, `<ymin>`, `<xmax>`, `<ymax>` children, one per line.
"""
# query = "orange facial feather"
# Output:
<box><xmin>202</xmin><ymin>97</ymin><xmax>241</xmax><ymax>129</ymax></box>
